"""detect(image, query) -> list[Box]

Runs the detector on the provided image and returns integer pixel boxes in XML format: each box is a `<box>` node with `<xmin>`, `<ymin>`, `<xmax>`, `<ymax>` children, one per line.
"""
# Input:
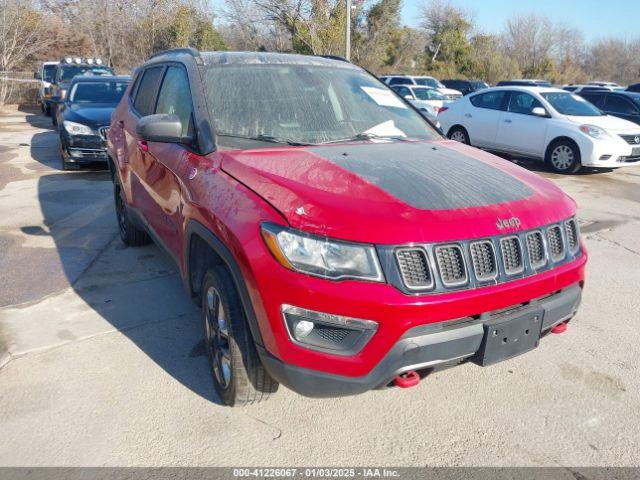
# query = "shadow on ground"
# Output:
<box><xmin>22</xmin><ymin>111</ymin><xmax>221</xmax><ymax>404</ymax></box>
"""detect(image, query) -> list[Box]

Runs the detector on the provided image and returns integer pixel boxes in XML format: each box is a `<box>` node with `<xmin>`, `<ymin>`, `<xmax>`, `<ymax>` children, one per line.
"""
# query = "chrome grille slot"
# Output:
<box><xmin>526</xmin><ymin>231</ymin><xmax>546</xmax><ymax>269</ymax></box>
<box><xmin>434</xmin><ymin>245</ymin><xmax>467</xmax><ymax>287</ymax></box>
<box><xmin>500</xmin><ymin>236</ymin><xmax>524</xmax><ymax>275</ymax></box>
<box><xmin>619</xmin><ymin>134</ymin><xmax>640</xmax><ymax>145</ymax></box>
<box><xmin>469</xmin><ymin>241</ymin><xmax>497</xmax><ymax>281</ymax></box>
<box><xmin>565</xmin><ymin>218</ymin><xmax>579</xmax><ymax>253</ymax></box>
<box><xmin>547</xmin><ymin>225</ymin><xmax>565</xmax><ymax>261</ymax></box>
<box><xmin>99</xmin><ymin>126</ymin><xmax>109</xmax><ymax>141</ymax></box>
<box><xmin>395</xmin><ymin>248</ymin><xmax>433</xmax><ymax>290</ymax></box>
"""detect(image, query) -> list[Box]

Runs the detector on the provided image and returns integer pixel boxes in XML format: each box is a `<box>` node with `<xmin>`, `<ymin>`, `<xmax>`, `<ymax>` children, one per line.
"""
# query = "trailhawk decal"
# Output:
<box><xmin>306</xmin><ymin>142</ymin><xmax>533</xmax><ymax>211</ymax></box>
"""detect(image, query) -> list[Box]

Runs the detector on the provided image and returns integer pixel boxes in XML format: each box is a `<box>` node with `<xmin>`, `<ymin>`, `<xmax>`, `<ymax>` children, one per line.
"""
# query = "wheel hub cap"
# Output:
<box><xmin>205</xmin><ymin>286</ymin><xmax>231</xmax><ymax>388</ymax></box>
<box><xmin>551</xmin><ymin>145</ymin><xmax>574</xmax><ymax>170</ymax></box>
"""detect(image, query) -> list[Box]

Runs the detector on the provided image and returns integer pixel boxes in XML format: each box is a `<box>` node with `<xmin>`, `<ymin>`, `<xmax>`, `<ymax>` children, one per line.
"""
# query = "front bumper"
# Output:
<box><xmin>259</xmin><ymin>283</ymin><xmax>582</xmax><ymax>397</ymax></box>
<box><xmin>61</xmin><ymin>132</ymin><xmax>108</xmax><ymax>163</ymax></box>
<box><xmin>581</xmin><ymin>136</ymin><xmax>640</xmax><ymax>167</ymax></box>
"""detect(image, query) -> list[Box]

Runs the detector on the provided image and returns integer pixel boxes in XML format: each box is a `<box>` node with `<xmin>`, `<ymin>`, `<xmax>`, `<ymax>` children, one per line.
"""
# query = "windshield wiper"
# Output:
<box><xmin>318</xmin><ymin>132</ymin><xmax>411</xmax><ymax>145</ymax></box>
<box><xmin>216</xmin><ymin>132</ymin><xmax>310</xmax><ymax>146</ymax></box>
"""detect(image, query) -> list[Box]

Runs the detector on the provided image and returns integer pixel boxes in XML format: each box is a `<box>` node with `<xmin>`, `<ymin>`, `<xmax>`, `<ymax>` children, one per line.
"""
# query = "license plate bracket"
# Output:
<box><xmin>473</xmin><ymin>309</ymin><xmax>544</xmax><ymax>366</ymax></box>
<box><xmin>632</xmin><ymin>147</ymin><xmax>640</xmax><ymax>157</ymax></box>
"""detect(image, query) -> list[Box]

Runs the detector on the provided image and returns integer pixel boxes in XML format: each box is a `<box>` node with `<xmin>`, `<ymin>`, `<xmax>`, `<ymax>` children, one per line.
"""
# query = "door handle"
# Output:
<box><xmin>464</xmin><ymin>113</ymin><xmax>472</xmax><ymax>118</ymax></box>
<box><xmin>504</xmin><ymin>119</ymin><xmax>512</xmax><ymax>123</ymax></box>
<box><xmin>137</xmin><ymin>140</ymin><xmax>149</xmax><ymax>152</ymax></box>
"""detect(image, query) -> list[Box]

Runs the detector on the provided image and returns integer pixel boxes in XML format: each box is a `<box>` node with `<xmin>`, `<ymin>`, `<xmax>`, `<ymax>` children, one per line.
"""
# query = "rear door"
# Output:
<box><xmin>495</xmin><ymin>91</ymin><xmax>548</xmax><ymax>157</ymax></box>
<box><xmin>124</xmin><ymin>65</ymin><xmax>165</xmax><ymax>222</ymax></box>
<box><xmin>465</xmin><ymin>90</ymin><xmax>508</xmax><ymax>148</ymax></box>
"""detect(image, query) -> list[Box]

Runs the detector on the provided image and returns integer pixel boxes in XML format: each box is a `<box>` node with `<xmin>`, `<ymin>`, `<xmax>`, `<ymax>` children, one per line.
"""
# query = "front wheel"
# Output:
<box><xmin>448</xmin><ymin>126</ymin><xmax>470</xmax><ymax>145</ymax></box>
<box><xmin>201</xmin><ymin>267</ymin><xmax>278</xmax><ymax>406</ymax></box>
<box><xmin>546</xmin><ymin>140</ymin><xmax>582</xmax><ymax>174</ymax></box>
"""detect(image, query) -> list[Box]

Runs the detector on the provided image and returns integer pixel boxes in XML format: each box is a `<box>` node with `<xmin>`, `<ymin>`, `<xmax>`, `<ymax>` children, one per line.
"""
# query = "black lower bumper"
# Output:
<box><xmin>61</xmin><ymin>133</ymin><xmax>108</xmax><ymax>163</ymax></box>
<box><xmin>258</xmin><ymin>283</ymin><xmax>582</xmax><ymax>398</ymax></box>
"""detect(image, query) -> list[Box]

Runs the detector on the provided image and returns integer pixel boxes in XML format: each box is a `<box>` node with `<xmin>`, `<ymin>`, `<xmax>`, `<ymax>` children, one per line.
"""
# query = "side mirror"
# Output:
<box><xmin>136</xmin><ymin>114</ymin><xmax>191</xmax><ymax>144</ymax></box>
<box><xmin>532</xmin><ymin>107</ymin><xmax>548</xmax><ymax>117</ymax></box>
<box><xmin>404</xmin><ymin>94</ymin><xmax>413</xmax><ymax>100</ymax></box>
<box><xmin>34</xmin><ymin>72</ymin><xmax>41</xmax><ymax>80</ymax></box>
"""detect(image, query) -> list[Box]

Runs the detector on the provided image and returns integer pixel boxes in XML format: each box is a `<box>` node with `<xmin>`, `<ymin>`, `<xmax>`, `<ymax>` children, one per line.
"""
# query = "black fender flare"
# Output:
<box><xmin>184</xmin><ymin>220</ymin><xmax>265</xmax><ymax>347</ymax></box>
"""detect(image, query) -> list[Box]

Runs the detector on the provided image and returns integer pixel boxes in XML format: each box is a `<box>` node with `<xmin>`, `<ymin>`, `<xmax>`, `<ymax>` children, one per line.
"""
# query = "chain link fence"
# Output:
<box><xmin>0</xmin><ymin>71</ymin><xmax>39</xmax><ymax>105</ymax></box>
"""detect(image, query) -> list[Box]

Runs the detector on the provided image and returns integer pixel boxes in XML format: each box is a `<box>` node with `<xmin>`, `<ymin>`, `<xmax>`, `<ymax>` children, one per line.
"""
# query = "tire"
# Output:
<box><xmin>546</xmin><ymin>139</ymin><xmax>582</xmax><ymax>174</ymax></box>
<box><xmin>448</xmin><ymin>126</ymin><xmax>470</xmax><ymax>145</ymax></box>
<box><xmin>113</xmin><ymin>179</ymin><xmax>150</xmax><ymax>246</ymax></box>
<box><xmin>201</xmin><ymin>267</ymin><xmax>278</xmax><ymax>406</ymax></box>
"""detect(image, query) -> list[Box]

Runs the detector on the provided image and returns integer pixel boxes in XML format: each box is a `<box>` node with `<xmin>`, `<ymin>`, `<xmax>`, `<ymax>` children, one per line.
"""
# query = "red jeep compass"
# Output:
<box><xmin>107</xmin><ymin>49</ymin><xmax>586</xmax><ymax>406</ymax></box>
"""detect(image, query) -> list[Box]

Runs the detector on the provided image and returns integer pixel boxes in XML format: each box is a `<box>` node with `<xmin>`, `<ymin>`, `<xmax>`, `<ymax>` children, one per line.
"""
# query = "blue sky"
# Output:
<box><xmin>401</xmin><ymin>0</ymin><xmax>640</xmax><ymax>43</ymax></box>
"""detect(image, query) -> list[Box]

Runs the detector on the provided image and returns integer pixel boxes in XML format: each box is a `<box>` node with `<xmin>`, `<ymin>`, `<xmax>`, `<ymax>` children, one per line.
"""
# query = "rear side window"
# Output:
<box><xmin>155</xmin><ymin>66</ymin><xmax>193</xmax><ymax>137</ymax></box>
<box><xmin>604</xmin><ymin>95</ymin><xmax>638</xmax><ymax>115</ymax></box>
<box><xmin>133</xmin><ymin>66</ymin><xmax>164</xmax><ymax>116</ymax></box>
<box><xmin>507</xmin><ymin>92</ymin><xmax>543</xmax><ymax>115</ymax></box>
<box><xmin>392</xmin><ymin>86</ymin><xmax>412</xmax><ymax>98</ymax></box>
<box><xmin>470</xmin><ymin>91</ymin><xmax>506</xmax><ymax>110</ymax></box>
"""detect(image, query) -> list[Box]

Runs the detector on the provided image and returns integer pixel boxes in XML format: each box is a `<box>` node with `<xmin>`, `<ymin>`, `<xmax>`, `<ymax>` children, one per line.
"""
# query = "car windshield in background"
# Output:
<box><xmin>413</xmin><ymin>77</ymin><xmax>443</xmax><ymax>89</ymax></box>
<box><xmin>413</xmin><ymin>88</ymin><xmax>446</xmax><ymax>101</ymax></box>
<box><xmin>541</xmin><ymin>93</ymin><xmax>602</xmax><ymax>116</ymax></box>
<box><xmin>473</xmin><ymin>81</ymin><xmax>489</xmax><ymax>89</ymax></box>
<box><xmin>43</xmin><ymin>64</ymin><xmax>57</xmax><ymax>83</ymax></box>
<box><xmin>59</xmin><ymin>66</ymin><xmax>113</xmax><ymax>82</ymax></box>
<box><xmin>203</xmin><ymin>65</ymin><xmax>440</xmax><ymax>145</ymax></box>
<box><xmin>69</xmin><ymin>82</ymin><xmax>128</xmax><ymax>104</ymax></box>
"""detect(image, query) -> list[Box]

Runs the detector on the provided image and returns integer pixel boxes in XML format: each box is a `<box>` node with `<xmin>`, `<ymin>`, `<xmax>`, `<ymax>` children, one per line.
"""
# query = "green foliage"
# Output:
<box><xmin>156</xmin><ymin>4</ymin><xmax>228</xmax><ymax>52</ymax></box>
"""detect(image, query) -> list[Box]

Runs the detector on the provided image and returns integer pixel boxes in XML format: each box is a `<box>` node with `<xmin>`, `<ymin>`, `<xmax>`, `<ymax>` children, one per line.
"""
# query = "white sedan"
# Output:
<box><xmin>439</xmin><ymin>86</ymin><xmax>640</xmax><ymax>173</ymax></box>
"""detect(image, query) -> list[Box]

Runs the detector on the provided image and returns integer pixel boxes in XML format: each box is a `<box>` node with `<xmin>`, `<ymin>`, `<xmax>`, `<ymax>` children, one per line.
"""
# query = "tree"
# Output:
<box><xmin>0</xmin><ymin>0</ymin><xmax>50</xmax><ymax>103</ymax></box>
<box><xmin>502</xmin><ymin>13</ymin><xmax>556</xmax><ymax>78</ymax></box>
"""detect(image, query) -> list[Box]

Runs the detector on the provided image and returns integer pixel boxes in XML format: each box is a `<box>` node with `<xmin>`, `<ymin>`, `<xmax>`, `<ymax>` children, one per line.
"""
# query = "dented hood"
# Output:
<box><xmin>221</xmin><ymin>140</ymin><xmax>575</xmax><ymax>244</ymax></box>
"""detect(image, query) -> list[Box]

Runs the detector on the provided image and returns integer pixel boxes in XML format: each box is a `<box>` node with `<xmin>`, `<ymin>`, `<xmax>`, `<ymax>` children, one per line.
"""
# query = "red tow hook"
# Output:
<box><xmin>551</xmin><ymin>322</ymin><xmax>568</xmax><ymax>334</ymax></box>
<box><xmin>394</xmin><ymin>370</ymin><xmax>420</xmax><ymax>388</ymax></box>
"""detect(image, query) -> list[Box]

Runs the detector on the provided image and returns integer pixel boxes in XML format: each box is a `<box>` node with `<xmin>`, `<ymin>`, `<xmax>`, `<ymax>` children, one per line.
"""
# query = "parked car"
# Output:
<box><xmin>108</xmin><ymin>49</ymin><xmax>586</xmax><ymax>405</ymax></box>
<box><xmin>497</xmin><ymin>79</ymin><xmax>552</xmax><ymax>87</ymax></box>
<box><xmin>34</xmin><ymin>61</ymin><xmax>59</xmax><ymax>116</ymax></box>
<box><xmin>380</xmin><ymin>75</ymin><xmax>463</xmax><ymax>99</ymax></box>
<box><xmin>570</xmin><ymin>84</ymin><xmax>626</xmax><ymax>94</ymax></box>
<box><xmin>58</xmin><ymin>75</ymin><xmax>130</xmax><ymax>170</ymax></box>
<box><xmin>49</xmin><ymin>58</ymin><xmax>114</xmax><ymax>125</ymax></box>
<box><xmin>626</xmin><ymin>83</ymin><xmax>640</xmax><ymax>93</ymax></box>
<box><xmin>442</xmin><ymin>79</ymin><xmax>489</xmax><ymax>96</ymax></box>
<box><xmin>579</xmin><ymin>90</ymin><xmax>640</xmax><ymax>126</ymax></box>
<box><xmin>439</xmin><ymin>86</ymin><xmax>640</xmax><ymax>173</ymax></box>
<box><xmin>389</xmin><ymin>84</ymin><xmax>450</xmax><ymax>125</ymax></box>
<box><xmin>587</xmin><ymin>81</ymin><xmax>621</xmax><ymax>88</ymax></box>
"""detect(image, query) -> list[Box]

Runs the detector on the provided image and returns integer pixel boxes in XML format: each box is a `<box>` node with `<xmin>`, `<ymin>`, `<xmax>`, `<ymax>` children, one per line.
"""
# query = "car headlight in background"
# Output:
<box><xmin>63</xmin><ymin>121</ymin><xmax>93</xmax><ymax>136</ymax></box>
<box><xmin>579</xmin><ymin>124</ymin><xmax>610</xmax><ymax>140</ymax></box>
<box><xmin>59</xmin><ymin>89</ymin><xmax>67</xmax><ymax>100</ymax></box>
<box><xmin>261</xmin><ymin>223</ymin><xmax>384</xmax><ymax>282</ymax></box>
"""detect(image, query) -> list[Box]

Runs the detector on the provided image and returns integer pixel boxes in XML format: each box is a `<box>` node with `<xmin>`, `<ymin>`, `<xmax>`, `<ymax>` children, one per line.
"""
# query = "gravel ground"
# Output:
<box><xmin>0</xmin><ymin>106</ymin><xmax>639</xmax><ymax>470</ymax></box>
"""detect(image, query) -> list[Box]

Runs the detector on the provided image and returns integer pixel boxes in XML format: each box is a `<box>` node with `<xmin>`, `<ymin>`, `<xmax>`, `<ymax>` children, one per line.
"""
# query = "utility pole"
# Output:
<box><xmin>345</xmin><ymin>0</ymin><xmax>352</xmax><ymax>61</ymax></box>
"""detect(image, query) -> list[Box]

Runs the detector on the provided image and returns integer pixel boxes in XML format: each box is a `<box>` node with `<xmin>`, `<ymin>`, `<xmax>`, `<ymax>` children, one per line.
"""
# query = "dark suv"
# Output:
<box><xmin>442</xmin><ymin>79</ymin><xmax>488</xmax><ymax>96</ymax></box>
<box><xmin>578</xmin><ymin>90</ymin><xmax>640</xmax><ymax>126</ymax></box>
<box><xmin>107</xmin><ymin>49</ymin><xmax>586</xmax><ymax>406</ymax></box>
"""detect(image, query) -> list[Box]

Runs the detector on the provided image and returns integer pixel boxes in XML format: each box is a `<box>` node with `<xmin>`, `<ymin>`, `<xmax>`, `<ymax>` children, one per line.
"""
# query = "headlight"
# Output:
<box><xmin>63</xmin><ymin>121</ymin><xmax>93</xmax><ymax>135</ymax></box>
<box><xmin>261</xmin><ymin>223</ymin><xmax>384</xmax><ymax>282</ymax></box>
<box><xmin>579</xmin><ymin>124</ymin><xmax>610</xmax><ymax>140</ymax></box>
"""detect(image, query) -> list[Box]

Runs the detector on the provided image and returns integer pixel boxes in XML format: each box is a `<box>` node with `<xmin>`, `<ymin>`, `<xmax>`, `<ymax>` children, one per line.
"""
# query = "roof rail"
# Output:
<box><xmin>148</xmin><ymin>47</ymin><xmax>202</xmax><ymax>62</ymax></box>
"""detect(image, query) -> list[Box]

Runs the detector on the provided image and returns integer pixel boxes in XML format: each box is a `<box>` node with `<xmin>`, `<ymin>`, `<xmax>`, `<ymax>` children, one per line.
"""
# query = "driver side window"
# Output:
<box><xmin>507</xmin><ymin>92</ymin><xmax>543</xmax><ymax>115</ymax></box>
<box><xmin>155</xmin><ymin>66</ymin><xmax>193</xmax><ymax>137</ymax></box>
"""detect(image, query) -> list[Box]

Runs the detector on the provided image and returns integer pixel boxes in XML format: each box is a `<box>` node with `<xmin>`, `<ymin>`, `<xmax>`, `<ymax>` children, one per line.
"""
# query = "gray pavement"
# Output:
<box><xmin>0</xmin><ymin>106</ymin><xmax>639</xmax><ymax>467</ymax></box>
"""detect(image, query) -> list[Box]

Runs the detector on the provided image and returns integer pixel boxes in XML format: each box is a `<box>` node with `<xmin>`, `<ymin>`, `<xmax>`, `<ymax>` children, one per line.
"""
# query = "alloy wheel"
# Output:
<box><xmin>551</xmin><ymin>145</ymin><xmax>574</xmax><ymax>171</ymax></box>
<box><xmin>115</xmin><ymin>190</ymin><xmax>128</xmax><ymax>238</ymax></box>
<box><xmin>204</xmin><ymin>286</ymin><xmax>232</xmax><ymax>389</ymax></box>
<box><xmin>450</xmin><ymin>130</ymin><xmax>467</xmax><ymax>143</ymax></box>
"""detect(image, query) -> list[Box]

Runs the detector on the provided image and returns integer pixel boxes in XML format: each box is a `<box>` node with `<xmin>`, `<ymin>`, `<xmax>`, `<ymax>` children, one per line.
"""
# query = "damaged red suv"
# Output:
<box><xmin>107</xmin><ymin>49</ymin><xmax>586</xmax><ymax>406</ymax></box>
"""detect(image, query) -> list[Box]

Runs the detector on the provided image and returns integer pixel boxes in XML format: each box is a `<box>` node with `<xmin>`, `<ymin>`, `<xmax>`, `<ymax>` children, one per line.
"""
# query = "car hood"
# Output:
<box><xmin>221</xmin><ymin>140</ymin><xmax>576</xmax><ymax>244</ymax></box>
<box><xmin>439</xmin><ymin>87</ymin><xmax>462</xmax><ymax>97</ymax></box>
<box><xmin>565</xmin><ymin>114</ymin><xmax>640</xmax><ymax>132</ymax></box>
<box><xmin>64</xmin><ymin>104</ymin><xmax>116</xmax><ymax>127</ymax></box>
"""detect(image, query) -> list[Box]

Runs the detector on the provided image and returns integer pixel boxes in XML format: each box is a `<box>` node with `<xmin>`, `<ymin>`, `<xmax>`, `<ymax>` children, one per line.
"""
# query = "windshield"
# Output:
<box><xmin>58</xmin><ymin>66</ymin><xmax>113</xmax><ymax>82</ymax></box>
<box><xmin>203</xmin><ymin>64</ymin><xmax>440</xmax><ymax>146</ymax></box>
<box><xmin>413</xmin><ymin>77</ymin><xmax>443</xmax><ymax>89</ymax></box>
<box><xmin>541</xmin><ymin>93</ymin><xmax>602</xmax><ymax>116</ymax></box>
<box><xmin>69</xmin><ymin>81</ymin><xmax>128</xmax><ymax>104</ymax></box>
<box><xmin>472</xmin><ymin>81</ymin><xmax>489</xmax><ymax>89</ymax></box>
<box><xmin>43</xmin><ymin>64</ymin><xmax>57</xmax><ymax>83</ymax></box>
<box><xmin>412</xmin><ymin>87</ymin><xmax>446</xmax><ymax>101</ymax></box>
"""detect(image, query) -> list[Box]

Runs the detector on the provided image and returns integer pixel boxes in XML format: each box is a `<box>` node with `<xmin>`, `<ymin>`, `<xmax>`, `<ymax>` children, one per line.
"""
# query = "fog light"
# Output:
<box><xmin>293</xmin><ymin>320</ymin><xmax>314</xmax><ymax>339</ymax></box>
<box><xmin>281</xmin><ymin>304</ymin><xmax>377</xmax><ymax>355</ymax></box>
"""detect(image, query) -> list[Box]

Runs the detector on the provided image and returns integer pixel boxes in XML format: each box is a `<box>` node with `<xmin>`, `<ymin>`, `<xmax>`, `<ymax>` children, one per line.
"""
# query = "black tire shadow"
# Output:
<box><xmin>28</xmin><ymin>110</ymin><xmax>222</xmax><ymax>405</ymax></box>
